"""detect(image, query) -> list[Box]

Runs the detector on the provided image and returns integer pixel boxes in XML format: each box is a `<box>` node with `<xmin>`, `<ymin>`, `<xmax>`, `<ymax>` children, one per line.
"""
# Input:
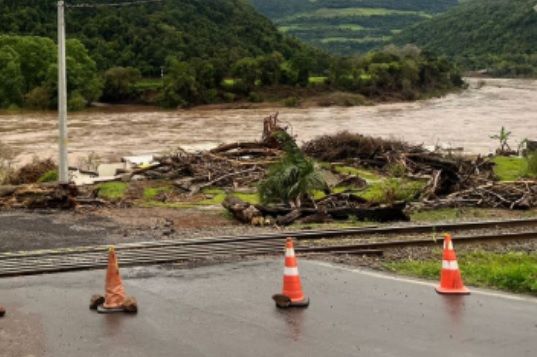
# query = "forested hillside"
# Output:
<box><xmin>0</xmin><ymin>1</ymin><xmax>463</xmax><ymax>109</ymax></box>
<box><xmin>0</xmin><ymin>0</ymin><xmax>328</xmax><ymax>108</ymax></box>
<box><xmin>0</xmin><ymin>0</ymin><xmax>311</xmax><ymax>76</ymax></box>
<box><xmin>249</xmin><ymin>0</ymin><xmax>458</xmax><ymax>55</ymax></box>
<box><xmin>395</xmin><ymin>0</ymin><xmax>537</xmax><ymax>77</ymax></box>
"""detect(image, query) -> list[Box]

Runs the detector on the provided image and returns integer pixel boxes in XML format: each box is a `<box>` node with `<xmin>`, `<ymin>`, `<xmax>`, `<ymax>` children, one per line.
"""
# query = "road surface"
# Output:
<box><xmin>0</xmin><ymin>259</ymin><xmax>536</xmax><ymax>356</ymax></box>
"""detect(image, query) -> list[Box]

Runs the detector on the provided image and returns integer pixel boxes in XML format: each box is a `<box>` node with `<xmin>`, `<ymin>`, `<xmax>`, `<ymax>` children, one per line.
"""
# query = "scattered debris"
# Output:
<box><xmin>0</xmin><ymin>183</ymin><xmax>78</xmax><ymax>209</ymax></box>
<box><xmin>131</xmin><ymin>114</ymin><xmax>288</xmax><ymax>195</ymax></box>
<box><xmin>420</xmin><ymin>181</ymin><xmax>537</xmax><ymax>210</ymax></box>
<box><xmin>6</xmin><ymin>158</ymin><xmax>56</xmax><ymax>185</ymax></box>
<box><xmin>224</xmin><ymin>194</ymin><xmax>408</xmax><ymax>226</ymax></box>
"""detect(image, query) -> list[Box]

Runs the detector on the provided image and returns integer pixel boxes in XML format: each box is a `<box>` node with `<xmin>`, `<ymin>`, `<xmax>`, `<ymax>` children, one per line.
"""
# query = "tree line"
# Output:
<box><xmin>0</xmin><ymin>34</ymin><xmax>462</xmax><ymax>109</ymax></box>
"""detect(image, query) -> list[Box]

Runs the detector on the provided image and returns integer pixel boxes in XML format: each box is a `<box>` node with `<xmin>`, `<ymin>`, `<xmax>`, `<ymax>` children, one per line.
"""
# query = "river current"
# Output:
<box><xmin>1</xmin><ymin>78</ymin><xmax>536</xmax><ymax>166</ymax></box>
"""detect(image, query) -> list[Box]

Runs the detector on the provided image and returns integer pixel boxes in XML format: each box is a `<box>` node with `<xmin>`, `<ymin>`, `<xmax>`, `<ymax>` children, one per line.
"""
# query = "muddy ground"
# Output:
<box><xmin>0</xmin><ymin>208</ymin><xmax>277</xmax><ymax>252</ymax></box>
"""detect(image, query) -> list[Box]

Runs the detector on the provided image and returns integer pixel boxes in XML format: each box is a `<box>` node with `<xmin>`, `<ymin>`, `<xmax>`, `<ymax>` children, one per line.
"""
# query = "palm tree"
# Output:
<box><xmin>258</xmin><ymin>132</ymin><xmax>326</xmax><ymax>208</ymax></box>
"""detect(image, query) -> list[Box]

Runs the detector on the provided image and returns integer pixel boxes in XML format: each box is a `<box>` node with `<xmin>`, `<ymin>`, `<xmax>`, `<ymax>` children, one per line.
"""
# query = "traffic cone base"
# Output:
<box><xmin>274</xmin><ymin>238</ymin><xmax>309</xmax><ymax>309</ymax></box>
<box><xmin>435</xmin><ymin>286</ymin><xmax>470</xmax><ymax>295</ymax></box>
<box><xmin>97</xmin><ymin>305</ymin><xmax>126</xmax><ymax>314</ymax></box>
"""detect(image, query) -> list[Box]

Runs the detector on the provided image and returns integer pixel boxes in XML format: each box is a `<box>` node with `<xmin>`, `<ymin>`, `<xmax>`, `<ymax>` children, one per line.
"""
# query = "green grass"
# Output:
<box><xmin>317</xmin><ymin>164</ymin><xmax>426</xmax><ymax>204</ymax></box>
<box><xmin>493</xmin><ymin>156</ymin><xmax>528</xmax><ymax>181</ymax></box>
<box><xmin>285</xmin><ymin>8</ymin><xmax>430</xmax><ymax>21</ymax></box>
<box><xmin>143</xmin><ymin>185</ymin><xmax>172</xmax><ymax>200</ymax></box>
<box><xmin>38</xmin><ymin>170</ymin><xmax>58</xmax><ymax>183</ymax></box>
<box><xmin>411</xmin><ymin>208</ymin><xmax>537</xmax><ymax>222</ymax></box>
<box><xmin>98</xmin><ymin>182</ymin><xmax>128</xmax><ymax>200</ymax></box>
<box><xmin>319</xmin><ymin>36</ymin><xmax>389</xmax><ymax>44</ymax></box>
<box><xmin>359</xmin><ymin>178</ymin><xmax>426</xmax><ymax>203</ymax></box>
<box><xmin>385</xmin><ymin>251</ymin><xmax>537</xmax><ymax>295</ymax></box>
<box><xmin>137</xmin><ymin>186</ymin><xmax>260</xmax><ymax>208</ymax></box>
<box><xmin>331</xmin><ymin>165</ymin><xmax>382</xmax><ymax>182</ymax></box>
<box><xmin>221</xmin><ymin>78</ymin><xmax>236</xmax><ymax>89</ymax></box>
<box><xmin>411</xmin><ymin>208</ymin><xmax>485</xmax><ymax>222</ymax></box>
<box><xmin>198</xmin><ymin>188</ymin><xmax>260</xmax><ymax>206</ymax></box>
<box><xmin>133</xmin><ymin>78</ymin><xmax>163</xmax><ymax>91</ymax></box>
<box><xmin>308</xmin><ymin>76</ymin><xmax>327</xmax><ymax>85</ymax></box>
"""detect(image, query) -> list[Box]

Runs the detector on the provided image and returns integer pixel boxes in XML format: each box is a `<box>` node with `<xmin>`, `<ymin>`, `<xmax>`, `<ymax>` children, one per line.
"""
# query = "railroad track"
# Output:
<box><xmin>1</xmin><ymin>218</ymin><xmax>537</xmax><ymax>277</ymax></box>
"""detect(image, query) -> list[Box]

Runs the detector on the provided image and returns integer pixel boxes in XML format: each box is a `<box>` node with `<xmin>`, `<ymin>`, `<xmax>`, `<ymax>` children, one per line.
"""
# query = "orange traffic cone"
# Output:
<box><xmin>91</xmin><ymin>246</ymin><xmax>138</xmax><ymax>314</ymax></box>
<box><xmin>436</xmin><ymin>234</ymin><xmax>470</xmax><ymax>295</ymax></box>
<box><xmin>272</xmin><ymin>238</ymin><xmax>309</xmax><ymax>308</ymax></box>
<box><xmin>0</xmin><ymin>305</ymin><xmax>5</xmax><ymax>317</ymax></box>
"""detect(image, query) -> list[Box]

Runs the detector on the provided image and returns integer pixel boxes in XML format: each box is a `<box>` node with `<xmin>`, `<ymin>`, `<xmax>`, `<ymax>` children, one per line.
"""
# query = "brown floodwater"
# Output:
<box><xmin>1</xmin><ymin>78</ymin><xmax>536</xmax><ymax>166</ymax></box>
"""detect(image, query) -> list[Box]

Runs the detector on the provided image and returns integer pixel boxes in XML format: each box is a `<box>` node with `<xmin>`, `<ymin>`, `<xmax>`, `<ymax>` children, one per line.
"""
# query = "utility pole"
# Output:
<box><xmin>57</xmin><ymin>1</ymin><xmax>69</xmax><ymax>184</ymax></box>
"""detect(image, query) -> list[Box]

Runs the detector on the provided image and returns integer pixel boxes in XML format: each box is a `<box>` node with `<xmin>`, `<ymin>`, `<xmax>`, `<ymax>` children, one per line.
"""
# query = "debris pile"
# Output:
<box><xmin>421</xmin><ymin>181</ymin><xmax>537</xmax><ymax>210</ymax></box>
<box><xmin>131</xmin><ymin>114</ymin><xmax>287</xmax><ymax>195</ymax></box>
<box><xmin>303</xmin><ymin>131</ymin><xmax>497</xmax><ymax>200</ymax></box>
<box><xmin>0</xmin><ymin>183</ymin><xmax>78</xmax><ymax>209</ymax></box>
<box><xmin>5</xmin><ymin>158</ymin><xmax>56</xmax><ymax>185</ymax></box>
<box><xmin>223</xmin><ymin>194</ymin><xmax>409</xmax><ymax>226</ymax></box>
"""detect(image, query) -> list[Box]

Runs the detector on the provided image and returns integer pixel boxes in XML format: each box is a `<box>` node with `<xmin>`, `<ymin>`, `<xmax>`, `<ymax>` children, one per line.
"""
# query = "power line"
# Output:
<box><xmin>66</xmin><ymin>0</ymin><xmax>163</xmax><ymax>8</ymax></box>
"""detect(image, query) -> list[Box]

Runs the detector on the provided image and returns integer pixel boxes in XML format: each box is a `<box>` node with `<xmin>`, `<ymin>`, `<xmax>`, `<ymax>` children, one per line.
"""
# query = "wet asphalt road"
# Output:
<box><xmin>0</xmin><ymin>211</ymin><xmax>120</xmax><ymax>251</ymax></box>
<box><xmin>0</xmin><ymin>259</ymin><xmax>536</xmax><ymax>357</ymax></box>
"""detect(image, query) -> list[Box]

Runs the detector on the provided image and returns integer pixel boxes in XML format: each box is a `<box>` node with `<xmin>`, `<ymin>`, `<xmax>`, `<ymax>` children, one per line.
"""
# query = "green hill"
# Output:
<box><xmin>249</xmin><ymin>0</ymin><xmax>458</xmax><ymax>55</ymax></box>
<box><xmin>395</xmin><ymin>0</ymin><xmax>537</xmax><ymax>76</ymax></box>
<box><xmin>0</xmin><ymin>0</ymin><xmax>309</xmax><ymax>76</ymax></box>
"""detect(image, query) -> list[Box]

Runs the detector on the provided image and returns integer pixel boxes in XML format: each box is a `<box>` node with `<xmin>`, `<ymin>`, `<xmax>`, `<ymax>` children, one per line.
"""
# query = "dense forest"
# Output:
<box><xmin>0</xmin><ymin>0</ymin><xmax>463</xmax><ymax>109</ymax></box>
<box><xmin>249</xmin><ymin>0</ymin><xmax>458</xmax><ymax>55</ymax></box>
<box><xmin>395</xmin><ymin>0</ymin><xmax>537</xmax><ymax>77</ymax></box>
<box><xmin>0</xmin><ymin>0</ymin><xmax>315</xmax><ymax>76</ymax></box>
<box><xmin>0</xmin><ymin>35</ymin><xmax>101</xmax><ymax>110</ymax></box>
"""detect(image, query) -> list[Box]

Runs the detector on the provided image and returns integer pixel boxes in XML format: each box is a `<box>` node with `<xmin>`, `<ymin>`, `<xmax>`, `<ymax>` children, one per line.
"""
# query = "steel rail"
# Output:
<box><xmin>2</xmin><ymin>218</ymin><xmax>537</xmax><ymax>260</ymax></box>
<box><xmin>298</xmin><ymin>230</ymin><xmax>537</xmax><ymax>252</ymax></box>
<box><xmin>1</xmin><ymin>219</ymin><xmax>537</xmax><ymax>277</ymax></box>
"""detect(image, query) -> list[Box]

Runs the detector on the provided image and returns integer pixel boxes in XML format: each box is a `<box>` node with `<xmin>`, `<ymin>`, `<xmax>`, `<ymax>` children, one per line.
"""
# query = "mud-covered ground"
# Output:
<box><xmin>0</xmin><ymin>208</ymin><xmax>278</xmax><ymax>252</ymax></box>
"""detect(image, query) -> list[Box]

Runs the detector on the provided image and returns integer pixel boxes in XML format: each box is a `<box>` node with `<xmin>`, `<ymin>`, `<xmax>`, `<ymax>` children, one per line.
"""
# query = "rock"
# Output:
<box><xmin>130</xmin><ymin>175</ymin><xmax>146</xmax><ymax>181</ymax></box>
<box><xmin>173</xmin><ymin>177</ymin><xmax>196</xmax><ymax>191</ymax></box>
<box><xmin>89</xmin><ymin>294</ymin><xmax>105</xmax><ymax>310</ymax></box>
<box><xmin>122</xmin><ymin>296</ymin><xmax>138</xmax><ymax>313</ymax></box>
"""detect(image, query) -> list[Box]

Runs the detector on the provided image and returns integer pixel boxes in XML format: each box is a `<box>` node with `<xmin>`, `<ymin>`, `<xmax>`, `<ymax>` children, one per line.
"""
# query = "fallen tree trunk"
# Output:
<box><xmin>228</xmin><ymin>196</ymin><xmax>409</xmax><ymax>226</ymax></box>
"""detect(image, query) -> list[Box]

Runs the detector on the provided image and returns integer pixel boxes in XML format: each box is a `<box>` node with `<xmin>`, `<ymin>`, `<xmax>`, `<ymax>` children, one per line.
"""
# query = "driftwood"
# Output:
<box><xmin>419</xmin><ymin>181</ymin><xmax>537</xmax><ymax>210</ymax></box>
<box><xmin>222</xmin><ymin>196</ymin><xmax>262</xmax><ymax>224</ymax></box>
<box><xmin>225</xmin><ymin>195</ymin><xmax>409</xmax><ymax>226</ymax></box>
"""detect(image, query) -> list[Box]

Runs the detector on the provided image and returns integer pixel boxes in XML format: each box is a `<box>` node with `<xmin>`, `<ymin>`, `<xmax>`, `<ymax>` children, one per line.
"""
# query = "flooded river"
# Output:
<box><xmin>1</xmin><ymin>78</ymin><xmax>536</xmax><ymax>165</ymax></box>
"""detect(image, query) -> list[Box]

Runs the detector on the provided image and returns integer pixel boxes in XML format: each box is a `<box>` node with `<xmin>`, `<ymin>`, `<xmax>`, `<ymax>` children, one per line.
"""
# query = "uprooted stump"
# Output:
<box><xmin>0</xmin><ymin>183</ymin><xmax>78</xmax><ymax>209</ymax></box>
